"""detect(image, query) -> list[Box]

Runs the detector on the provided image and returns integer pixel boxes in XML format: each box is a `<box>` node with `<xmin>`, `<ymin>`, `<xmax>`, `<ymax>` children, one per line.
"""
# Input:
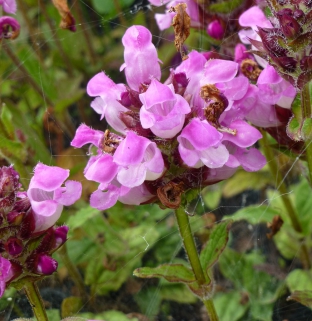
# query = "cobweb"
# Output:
<box><xmin>0</xmin><ymin>0</ymin><xmax>310</xmax><ymax>320</ymax></box>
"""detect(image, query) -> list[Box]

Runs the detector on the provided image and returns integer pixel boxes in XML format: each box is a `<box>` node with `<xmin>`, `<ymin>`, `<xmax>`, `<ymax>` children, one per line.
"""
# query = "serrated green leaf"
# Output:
<box><xmin>134</xmin><ymin>264</ymin><xmax>195</xmax><ymax>283</ymax></box>
<box><xmin>287</xmin><ymin>291</ymin><xmax>312</xmax><ymax>308</ymax></box>
<box><xmin>223</xmin><ymin>205</ymin><xmax>280</xmax><ymax>224</ymax></box>
<box><xmin>200</xmin><ymin>220</ymin><xmax>232</xmax><ymax>271</ymax></box>
<box><xmin>286</xmin><ymin>269</ymin><xmax>312</xmax><ymax>292</ymax></box>
<box><xmin>214</xmin><ymin>291</ymin><xmax>249</xmax><ymax>321</ymax></box>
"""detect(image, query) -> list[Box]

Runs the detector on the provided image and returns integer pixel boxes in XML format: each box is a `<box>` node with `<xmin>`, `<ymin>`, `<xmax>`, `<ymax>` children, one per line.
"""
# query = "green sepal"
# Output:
<box><xmin>199</xmin><ymin>220</ymin><xmax>232</xmax><ymax>272</ymax></box>
<box><xmin>133</xmin><ymin>264</ymin><xmax>195</xmax><ymax>283</ymax></box>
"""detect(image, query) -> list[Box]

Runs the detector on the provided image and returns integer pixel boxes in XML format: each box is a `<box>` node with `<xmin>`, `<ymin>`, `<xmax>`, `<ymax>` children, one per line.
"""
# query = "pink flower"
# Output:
<box><xmin>0</xmin><ymin>257</ymin><xmax>14</xmax><ymax>297</ymax></box>
<box><xmin>0</xmin><ymin>0</ymin><xmax>16</xmax><ymax>14</ymax></box>
<box><xmin>139</xmin><ymin>79</ymin><xmax>191</xmax><ymax>138</ymax></box>
<box><xmin>120</xmin><ymin>25</ymin><xmax>161</xmax><ymax>91</ymax></box>
<box><xmin>27</xmin><ymin>164</ymin><xmax>82</xmax><ymax>232</ymax></box>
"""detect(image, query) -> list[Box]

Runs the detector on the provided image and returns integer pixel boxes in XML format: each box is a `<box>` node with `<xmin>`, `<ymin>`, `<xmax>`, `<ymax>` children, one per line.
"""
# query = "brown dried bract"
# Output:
<box><xmin>200</xmin><ymin>84</ymin><xmax>220</xmax><ymax>102</ymax></box>
<box><xmin>100</xmin><ymin>130</ymin><xmax>122</xmax><ymax>154</ymax></box>
<box><xmin>52</xmin><ymin>0</ymin><xmax>76</xmax><ymax>32</ymax></box>
<box><xmin>157</xmin><ymin>181</ymin><xmax>185</xmax><ymax>209</ymax></box>
<box><xmin>169</xmin><ymin>3</ymin><xmax>191</xmax><ymax>61</ymax></box>
<box><xmin>241</xmin><ymin>59</ymin><xmax>261</xmax><ymax>81</ymax></box>
<box><xmin>267</xmin><ymin>215</ymin><xmax>283</xmax><ymax>239</ymax></box>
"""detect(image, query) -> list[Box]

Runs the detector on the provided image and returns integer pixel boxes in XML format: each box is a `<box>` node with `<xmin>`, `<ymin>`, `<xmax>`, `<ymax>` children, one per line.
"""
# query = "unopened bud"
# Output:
<box><xmin>207</xmin><ymin>20</ymin><xmax>224</xmax><ymax>40</ymax></box>
<box><xmin>5</xmin><ymin>237</ymin><xmax>23</xmax><ymax>257</ymax></box>
<box><xmin>54</xmin><ymin>226</ymin><xmax>69</xmax><ymax>248</ymax></box>
<box><xmin>35</xmin><ymin>254</ymin><xmax>58</xmax><ymax>275</ymax></box>
<box><xmin>278</xmin><ymin>13</ymin><xmax>301</xmax><ymax>39</ymax></box>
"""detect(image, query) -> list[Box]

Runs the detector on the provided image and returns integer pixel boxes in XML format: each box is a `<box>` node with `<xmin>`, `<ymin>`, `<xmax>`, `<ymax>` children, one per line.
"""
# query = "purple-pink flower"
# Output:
<box><xmin>27</xmin><ymin>163</ymin><xmax>82</xmax><ymax>232</ymax></box>
<box><xmin>0</xmin><ymin>257</ymin><xmax>13</xmax><ymax>297</ymax></box>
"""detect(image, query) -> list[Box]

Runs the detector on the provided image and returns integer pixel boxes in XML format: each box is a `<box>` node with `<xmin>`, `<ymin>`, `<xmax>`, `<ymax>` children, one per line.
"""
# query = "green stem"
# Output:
<box><xmin>58</xmin><ymin>244</ymin><xmax>87</xmax><ymax>299</ymax></box>
<box><xmin>301</xmin><ymin>83</ymin><xmax>312</xmax><ymax>185</ymax></box>
<box><xmin>23</xmin><ymin>281</ymin><xmax>48</xmax><ymax>321</ymax></box>
<box><xmin>175</xmin><ymin>207</ymin><xmax>219</xmax><ymax>321</ymax></box>
<box><xmin>260</xmin><ymin>131</ymin><xmax>311</xmax><ymax>269</ymax></box>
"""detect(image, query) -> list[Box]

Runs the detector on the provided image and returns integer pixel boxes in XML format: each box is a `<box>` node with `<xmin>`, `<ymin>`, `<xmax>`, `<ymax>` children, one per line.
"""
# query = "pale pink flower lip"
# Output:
<box><xmin>27</xmin><ymin>163</ymin><xmax>82</xmax><ymax>232</ymax></box>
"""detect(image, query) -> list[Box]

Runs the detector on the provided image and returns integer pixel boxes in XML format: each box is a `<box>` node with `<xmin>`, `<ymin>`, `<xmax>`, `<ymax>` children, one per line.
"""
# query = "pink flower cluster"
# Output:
<box><xmin>0</xmin><ymin>164</ymin><xmax>81</xmax><ymax>297</ymax></box>
<box><xmin>72</xmin><ymin>25</ymin><xmax>267</xmax><ymax>211</ymax></box>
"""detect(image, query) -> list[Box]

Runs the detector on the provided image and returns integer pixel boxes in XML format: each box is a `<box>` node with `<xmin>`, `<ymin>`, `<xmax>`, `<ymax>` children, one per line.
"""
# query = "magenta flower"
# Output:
<box><xmin>0</xmin><ymin>16</ymin><xmax>20</xmax><ymax>40</ymax></box>
<box><xmin>139</xmin><ymin>79</ymin><xmax>191</xmax><ymax>138</ymax></box>
<box><xmin>0</xmin><ymin>257</ymin><xmax>13</xmax><ymax>297</ymax></box>
<box><xmin>120</xmin><ymin>25</ymin><xmax>161</xmax><ymax>91</ymax></box>
<box><xmin>178</xmin><ymin>118</ymin><xmax>229</xmax><ymax>168</ymax></box>
<box><xmin>113</xmin><ymin>131</ymin><xmax>165</xmax><ymax>187</ymax></box>
<box><xmin>0</xmin><ymin>0</ymin><xmax>16</xmax><ymax>14</ymax></box>
<box><xmin>35</xmin><ymin>254</ymin><xmax>58</xmax><ymax>275</ymax></box>
<box><xmin>27</xmin><ymin>163</ymin><xmax>82</xmax><ymax>232</ymax></box>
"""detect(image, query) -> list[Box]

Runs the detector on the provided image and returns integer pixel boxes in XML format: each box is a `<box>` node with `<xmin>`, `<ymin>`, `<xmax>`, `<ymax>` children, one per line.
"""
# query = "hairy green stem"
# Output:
<box><xmin>175</xmin><ymin>207</ymin><xmax>219</xmax><ymax>321</ymax></box>
<box><xmin>260</xmin><ymin>131</ymin><xmax>311</xmax><ymax>269</ymax></box>
<box><xmin>301</xmin><ymin>83</ymin><xmax>312</xmax><ymax>185</ymax></box>
<box><xmin>23</xmin><ymin>281</ymin><xmax>48</xmax><ymax>321</ymax></box>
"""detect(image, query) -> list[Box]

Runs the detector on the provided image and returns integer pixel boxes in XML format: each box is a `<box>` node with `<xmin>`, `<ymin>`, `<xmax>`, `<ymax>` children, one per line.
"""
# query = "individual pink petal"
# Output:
<box><xmin>222</xmin><ymin>120</ymin><xmax>262</xmax><ymax>147</ymax></box>
<box><xmin>117</xmin><ymin>163</ymin><xmax>147</xmax><ymax>187</ymax></box>
<box><xmin>54</xmin><ymin>180</ymin><xmax>82</xmax><ymax>206</ymax></box>
<box><xmin>29</xmin><ymin>163</ymin><xmax>69</xmax><ymax>191</ymax></box>
<box><xmin>155</xmin><ymin>12</ymin><xmax>174</xmax><ymax>30</ymax></box>
<box><xmin>35</xmin><ymin>254</ymin><xmax>58</xmax><ymax>275</ymax></box>
<box><xmin>235</xmin><ymin>147</ymin><xmax>266</xmax><ymax>171</ymax></box>
<box><xmin>90</xmin><ymin>185</ymin><xmax>121</xmax><ymax>210</ymax></box>
<box><xmin>113</xmin><ymin>131</ymin><xmax>151</xmax><ymax>166</ymax></box>
<box><xmin>200</xmin><ymin>144</ymin><xmax>229</xmax><ymax>168</ymax></box>
<box><xmin>71</xmin><ymin>124</ymin><xmax>103</xmax><ymax>148</ymax></box>
<box><xmin>0</xmin><ymin>0</ymin><xmax>17</xmax><ymax>14</ymax></box>
<box><xmin>84</xmin><ymin>154</ymin><xmax>119</xmax><ymax>185</ymax></box>
<box><xmin>87</xmin><ymin>72</ymin><xmax>117</xmax><ymax>97</ymax></box>
<box><xmin>201</xmin><ymin>59</ymin><xmax>238</xmax><ymax>84</ymax></box>
<box><xmin>119</xmin><ymin>184</ymin><xmax>153</xmax><ymax>205</ymax></box>
<box><xmin>238</xmin><ymin>6</ymin><xmax>272</xmax><ymax>28</ymax></box>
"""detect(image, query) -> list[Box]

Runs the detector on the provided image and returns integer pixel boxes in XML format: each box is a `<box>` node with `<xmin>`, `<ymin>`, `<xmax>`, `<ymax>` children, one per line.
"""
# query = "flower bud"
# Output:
<box><xmin>35</xmin><ymin>254</ymin><xmax>58</xmax><ymax>275</ymax></box>
<box><xmin>300</xmin><ymin>56</ymin><xmax>312</xmax><ymax>71</ymax></box>
<box><xmin>0</xmin><ymin>166</ymin><xmax>20</xmax><ymax>215</ymax></box>
<box><xmin>293</xmin><ymin>9</ymin><xmax>304</xmax><ymax>19</ymax></box>
<box><xmin>257</xmin><ymin>28</ymin><xmax>288</xmax><ymax>57</ymax></box>
<box><xmin>54</xmin><ymin>225</ymin><xmax>69</xmax><ymax>249</ymax></box>
<box><xmin>207</xmin><ymin>20</ymin><xmax>224</xmax><ymax>40</ymax></box>
<box><xmin>277</xmin><ymin>12</ymin><xmax>301</xmax><ymax>39</ymax></box>
<box><xmin>5</xmin><ymin>237</ymin><xmax>23</xmax><ymax>257</ymax></box>
<box><xmin>7</xmin><ymin>211</ymin><xmax>25</xmax><ymax>226</ymax></box>
<box><xmin>274</xmin><ymin>56</ymin><xmax>297</xmax><ymax>72</ymax></box>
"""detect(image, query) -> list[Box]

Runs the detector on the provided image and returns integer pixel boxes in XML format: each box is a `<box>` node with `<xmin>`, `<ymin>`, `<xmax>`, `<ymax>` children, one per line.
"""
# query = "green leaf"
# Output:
<box><xmin>202</xmin><ymin>184</ymin><xmax>223</xmax><ymax>209</ymax></box>
<box><xmin>214</xmin><ymin>291</ymin><xmax>249</xmax><ymax>321</ymax></box>
<box><xmin>1</xmin><ymin>105</ymin><xmax>14</xmax><ymax>138</ymax></box>
<box><xmin>223</xmin><ymin>205</ymin><xmax>280</xmax><ymax>225</ymax></box>
<box><xmin>46</xmin><ymin>309</ymin><xmax>61</xmax><ymax>321</ymax></box>
<box><xmin>61</xmin><ymin>296</ymin><xmax>84</xmax><ymax>318</ymax></box>
<box><xmin>294</xmin><ymin>178</ymin><xmax>312</xmax><ymax>236</ymax></box>
<box><xmin>159</xmin><ymin>283</ymin><xmax>197</xmax><ymax>304</ymax></box>
<box><xmin>287</xmin><ymin>291</ymin><xmax>312</xmax><ymax>308</ymax></box>
<box><xmin>223</xmin><ymin>171</ymin><xmax>271</xmax><ymax>198</ymax></box>
<box><xmin>287</xmin><ymin>94</ymin><xmax>303</xmax><ymax>141</ymax></box>
<box><xmin>286</xmin><ymin>269</ymin><xmax>312</xmax><ymax>292</ymax></box>
<box><xmin>133</xmin><ymin>264</ymin><xmax>195</xmax><ymax>283</ymax></box>
<box><xmin>200</xmin><ymin>220</ymin><xmax>232</xmax><ymax>271</ymax></box>
<box><xmin>302</xmin><ymin>118</ymin><xmax>312</xmax><ymax>140</ymax></box>
<box><xmin>66</xmin><ymin>205</ymin><xmax>100</xmax><ymax>237</ymax></box>
<box><xmin>209</xmin><ymin>0</ymin><xmax>244</xmax><ymax>13</ymax></box>
<box><xmin>0</xmin><ymin>135</ymin><xmax>27</xmax><ymax>161</ymax></box>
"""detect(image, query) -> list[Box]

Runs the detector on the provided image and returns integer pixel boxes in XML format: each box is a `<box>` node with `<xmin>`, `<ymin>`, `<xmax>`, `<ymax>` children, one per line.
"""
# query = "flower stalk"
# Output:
<box><xmin>23</xmin><ymin>281</ymin><xmax>48</xmax><ymax>321</ymax></box>
<box><xmin>260</xmin><ymin>131</ymin><xmax>311</xmax><ymax>269</ymax></box>
<box><xmin>175</xmin><ymin>207</ymin><xmax>219</xmax><ymax>321</ymax></box>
